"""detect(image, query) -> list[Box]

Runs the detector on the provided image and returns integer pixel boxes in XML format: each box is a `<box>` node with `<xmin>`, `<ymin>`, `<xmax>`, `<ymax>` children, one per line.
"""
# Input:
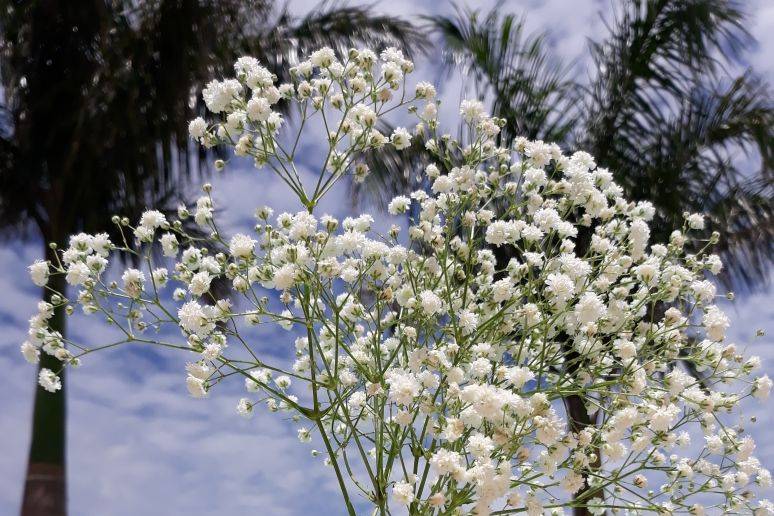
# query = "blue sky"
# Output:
<box><xmin>1</xmin><ymin>0</ymin><xmax>773</xmax><ymax>514</ymax></box>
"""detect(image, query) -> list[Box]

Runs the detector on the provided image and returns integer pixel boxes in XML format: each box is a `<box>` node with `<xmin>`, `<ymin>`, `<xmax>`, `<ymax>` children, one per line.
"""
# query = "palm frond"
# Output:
<box><xmin>707</xmin><ymin>178</ymin><xmax>773</xmax><ymax>289</ymax></box>
<box><xmin>290</xmin><ymin>1</ymin><xmax>428</xmax><ymax>58</ymax></box>
<box><xmin>615</xmin><ymin>72</ymin><xmax>773</xmax><ymax>287</ymax></box>
<box><xmin>583</xmin><ymin>0</ymin><xmax>751</xmax><ymax>162</ymax></box>
<box><xmin>244</xmin><ymin>1</ymin><xmax>427</xmax><ymax>87</ymax></box>
<box><xmin>429</xmin><ymin>4</ymin><xmax>577</xmax><ymax>144</ymax></box>
<box><xmin>579</xmin><ymin>0</ymin><xmax>771</xmax><ymax>289</ymax></box>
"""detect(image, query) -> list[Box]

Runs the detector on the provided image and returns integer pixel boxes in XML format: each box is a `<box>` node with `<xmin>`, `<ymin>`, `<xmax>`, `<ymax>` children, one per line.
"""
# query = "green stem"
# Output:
<box><xmin>316</xmin><ymin>418</ymin><xmax>357</xmax><ymax>516</ymax></box>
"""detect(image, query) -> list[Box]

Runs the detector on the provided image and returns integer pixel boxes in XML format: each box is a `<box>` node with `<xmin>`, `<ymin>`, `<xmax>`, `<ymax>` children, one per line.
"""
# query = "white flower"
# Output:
<box><xmin>266</xmin><ymin>111</ymin><xmax>283</xmax><ymax>131</ymax></box>
<box><xmin>753</xmin><ymin>375</ymin><xmax>773</xmax><ymax>400</ymax></box>
<box><xmin>245</xmin><ymin>369</ymin><xmax>270</xmax><ymax>392</ymax></box>
<box><xmin>229</xmin><ymin>233</ymin><xmax>256</xmax><ymax>258</ymax></box>
<box><xmin>392</xmin><ymin>481</ymin><xmax>414</xmax><ymax>505</ymax></box>
<box><xmin>613</xmin><ymin>339</ymin><xmax>637</xmax><ymax>360</ymax></box>
<box><xmin>755</xmin><ymin>500</ymin><xmax>774</xmax><ymax>516</ymax></box>
<box><xmin>629</xmin><ymin>218</ymin><xmax>650</xmax><ymax>259</ymax></box>
<box><xmin>381</xmin><ymin>61</ymin><xmax>403</xmax><ymax>83</ymax></box>
<box><xmin>246</xmin><ymin>97</ymin><xmax>271</xmax><ymax>122</ymax></box>
<box><xmin>432</xmin><ymin>175</ymin><xmax>453</xmax><ymax>193</ymax></box>
<box><xmin>188</xmin><ymin>117</ymin><xmax>207</xmax><ymax>139</ymax></box>
<box><xmin>460</xmin><ymin>99</ymin><xmax>485</xmax><ymax>122</ymax></box>
<box><xmin>21</xmin><ymin>341</ymin><xmax>40</xmax><ymax>364</ymax></box>
<box><xmin>491</xmin><ymin>278</ymin><xmax>513</xmax><ymax>303</ymax></box>
<box><xmin>297</xmin><ymin>427</ymin><xmax>311</xmax><ymax>443</ymax></box>
<box><xmin>188</xmin><ymin>271</ymin><xmax>212</xmax><ymax>296</ymax></box>
<box><xmin>458</xmin><ymin>309</ymin><xmax>479</xmax><ymax>334</ymax></box>
<box><xmin>467</xmin><ymin>433</ymin><xmax>494</xmax><ymax>458</ymax></box>
<box><xmin>186</xmin><ymin>362</ymin><xmax>211</xmax><ymax>380</ymax></box>
<box><xmin>686</xmin><ymin>213</ymin><xmax>705</xmax><ymax>230</ymax></box>
<box><xmin>139</xmin><ymin>210</ymin><xmax>167</xmax><ymax>230</ymax></box>
<box><xmin>178</xmin><ymin>301</ymin><xmax>209</xmax><ymax>335</ymax></box>
<box><xmin>89</xmin><ymin>233</ymin><xmax>111</xmax><ymax>256</ymax></box>
<box><xmin>390</xmin><ymin>127</ymin><xmax>412</xmax><ymax>150</ymax></box>
<box><xmin>706</xmin><ymin>254</ymin><xmax>723</xmax><ymax>274</ymax></box>
<box><xmin>561</xmin><ymin>471</ymin><xmax>585</xmax><ymax>495</ymax></box>
<box><xmin>650</xmin><ymin>403</ymin><xmax>680</xmax><ymax>432</ymax></box>
<box><xmin>29</xmin><ymin>260</ymin><xmax>49</xmax><ymax>287</ymax></box>
<box><xmin>545</xmin><ymin>273</ymin><xmax>575</xmax><ymax>307</ymax></box>
<box><xmin>419</xmin><ymin>290</ymin><xmax>443</xmax><ymax>316</ymax></box>
<box><xmin>273</xmin><ymin>264</ymin><xmax>299</xmax><ymax>291</ymax></box>
<box><xmin>415</xmin><ymin>81</ymin><xmax>436</xmax><ymax>100</ymax></box>
<box><xmin>278</xmin><ymin>309</ymin><xmax>293</xmax><ymax>330</ymax></box>
<box><xmin>523</xmin><ymin>167</ymin><xmax>547</xmax><ymax>187</ymax></box>
<box><xmin>430</xmin><ymin>448</ymin><xmax>462</xmax><ymax>475</ymax></box>
<box><xmin>485</xmin><ymin>221</ymin><xmax>514</xmax><ymax>246</ymax></box>
<box><xmin>574</xmin><ymin>292</ymin><xmax>606</xmax><ymax>325</ymax></box>
<box><xmin>691</xmin><ymin>280</ymin><xmax>716</xmax><ymax>304</ymax></box>
<box><xmin>702</xmin><ymin>305</ymin><xmax>730</xmax><ymax>341</ymax></box>
<box><xmin>202</xmin><ymin>78</ymin><xmax>242</xmax><ymax>113</ymax></box>
<box><xmin>524</xmin><ymin>140</ymin><xmax>553</xmax><ymax>167</ymax></box>
<box><xmin>69</xmin><ymin>233</ymin><xmax>91</xmax><ymax>252</ymax></box>
<box><xmin>38</xmin><ymin>368</ymin><xmax>61</xmax><ymax>393</ymax></box>
<box><xmin>152</xmin><ymin>268</ymin><xmax>168</xmax><ymax>285</ymax></box>
<box><xmin>186</xmin><ymin>375</ymin><xmax>208</xmax><ymax>398</ymax></box>
<box><xmin>201</xmin><ymin>343</ymin><xmax>222</xmax><ymax>361</ymax></box>
<box><xmin>236</xmin><ymin>398</ymin><xmax>253</xmax><ymax>418</ymax></box>
<box><xmin>17</xmin><ymin>50</ymin><xmax>771</xmax><ymax>516</ymax></box>
<box><xmin>275</xmin><ymin>375</ymin><xmax>292</xmax><ymax>389</ymax></box>
<box><xmin>66</xmin><ymin>262</ymin><xmax>91</xmax><ymax>286</ymax></box>
<box><xmin>348</xmin><ymin>391</ymin><xmax>367</xmax><ymax>411</ymax></box>
<box><xmin>470</xmin><ymin>357</ymin><xmax>492</xmax><ymax>378</ymax></box>
<box><xmin>387</xmin><ymin>195</ymin><xmax>411</xmax><ymax>215</ymax></box>
<box><xmin>160</xmin><ymin>233</ymin><xmax>178</xmax><ymax>257</ymax></box>
<box><xmin>521</xmin><ymin>225</ymin><xmax>543</xmax><ymax>243</ymax></box>
<box><xmin>310</xmin><ymin>47</ymin><xmax>336</xmax><ymax>67</ymax></box>
<box><xmin>386</xmin><ymin>370</ymin><xmax>421</xmax><ymax>406</ymax></box>
<box><xmin>504</xmin><ymin>366</ymin><xmax>534</xmax><ymax>388</ymax></box>
<box><xmin>122</xmin><ymin>268</ymin><xmax>146</xmax><ymax>298</ymax></box>
<box><xmin>289</xmin><ymin>212</ymin><xmax>318</xmax><ymax>240</ymax></box>
<box><xmin>134</xmin><ymin>226</ymin><xmax>153</xmax><ymax>242</ymax></box>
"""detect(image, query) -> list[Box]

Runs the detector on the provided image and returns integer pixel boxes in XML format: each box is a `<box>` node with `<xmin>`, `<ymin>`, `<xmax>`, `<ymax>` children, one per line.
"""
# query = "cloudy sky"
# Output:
<box><xmin>1</xmin><ymin>1</ymin><xmax>773</xmax><ymax>514</ymax></box>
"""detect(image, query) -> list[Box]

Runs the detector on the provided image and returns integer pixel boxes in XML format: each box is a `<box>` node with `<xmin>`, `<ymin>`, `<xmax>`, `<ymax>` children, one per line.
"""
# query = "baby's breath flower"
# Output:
<box><xmin>38</xmin><ymin>368</ymin><xmax>61</xmax><ymax>393</ymax></box>
<box><xmin>28</xmin><ymin>260</ymin><xmax>49</xmax><ymax>287</ymax></box>
<box><xmin>22</xmin><ymin>46</ymin><xmax>770</xmax><ymax>516</ymax></box>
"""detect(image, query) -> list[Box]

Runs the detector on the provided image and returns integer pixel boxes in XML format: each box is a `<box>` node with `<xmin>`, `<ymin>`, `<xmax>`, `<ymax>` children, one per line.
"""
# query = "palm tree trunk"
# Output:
<box><xmin>21</xmin><ymin>244</ymin><xmax>66</xmax><ymax>516</ymax></box>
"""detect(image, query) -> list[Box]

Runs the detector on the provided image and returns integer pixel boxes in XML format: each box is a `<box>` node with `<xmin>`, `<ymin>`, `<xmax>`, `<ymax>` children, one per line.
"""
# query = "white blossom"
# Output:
<box><xmin>38</xmin><ymin>368</ymin><xmax>61</xmax><ymax>393</ymax></box>
<box><xmin>29</xmin><ymin>260</ymin><xmax>49</xmax><ymax>287</ymax></box>
<box><xmin>20</xmin><ymin>47</ymin><xmax>770</xmax><ymax>516</ymax></box>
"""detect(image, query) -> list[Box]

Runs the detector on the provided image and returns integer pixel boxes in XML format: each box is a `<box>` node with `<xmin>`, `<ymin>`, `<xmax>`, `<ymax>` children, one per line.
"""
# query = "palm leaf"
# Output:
<box><xmin>583</xmin><ymin>0</ymin><xmax>751</xmax><ymax>163</ymax></box>
<box><xmin>428</xmin><ymin>4</ymin><xmax>578</xmax><ymax>144</ymax></box>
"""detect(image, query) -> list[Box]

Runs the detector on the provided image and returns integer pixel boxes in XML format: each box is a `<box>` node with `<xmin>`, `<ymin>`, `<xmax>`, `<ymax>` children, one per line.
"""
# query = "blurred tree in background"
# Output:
<box><xmin>0</xmin><ymin>1</ymin><xmax>422</xmax><ymax>514</ymax></box>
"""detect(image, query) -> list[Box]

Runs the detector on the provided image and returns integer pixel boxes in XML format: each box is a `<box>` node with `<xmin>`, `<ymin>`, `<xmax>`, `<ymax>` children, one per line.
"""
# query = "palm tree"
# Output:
<box><xmin>0</xmin><ymin>1</ymin><xmax>424</xmax><ymax>514</ymax></box>
<box><xmin>419</xmin><ymin>2</ymin><xmax>772</xmax><ymax>514</ymax></box>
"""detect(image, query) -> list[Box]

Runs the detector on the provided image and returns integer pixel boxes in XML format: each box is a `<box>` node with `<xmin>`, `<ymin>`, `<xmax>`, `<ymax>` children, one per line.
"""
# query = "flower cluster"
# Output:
<box><xmin>22</xmin><ymin>47</ymin><xmax>772</xmax><ymax>515</ymax></box>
